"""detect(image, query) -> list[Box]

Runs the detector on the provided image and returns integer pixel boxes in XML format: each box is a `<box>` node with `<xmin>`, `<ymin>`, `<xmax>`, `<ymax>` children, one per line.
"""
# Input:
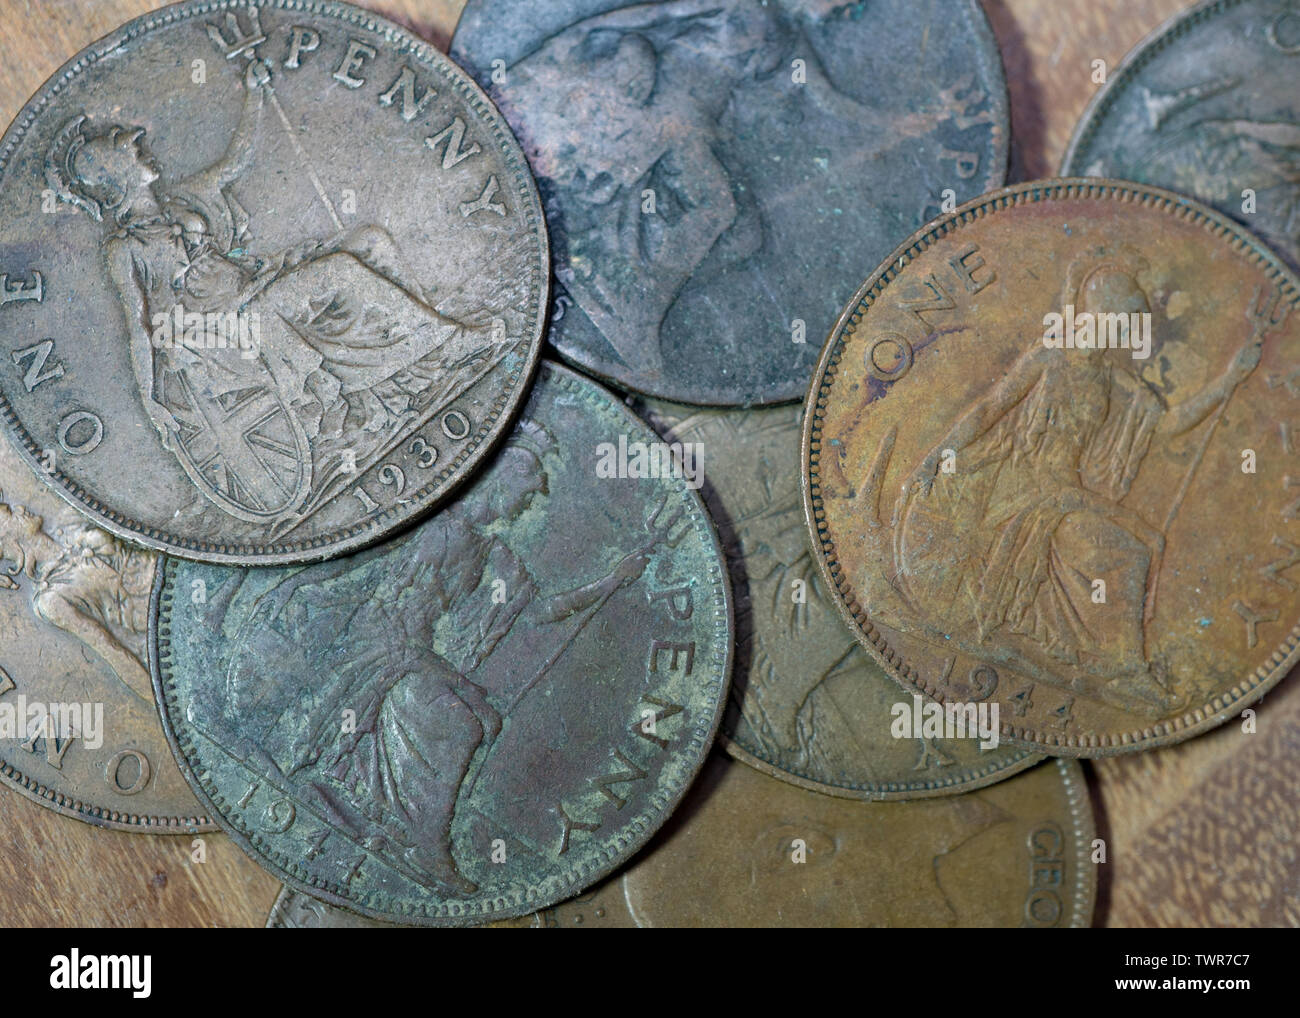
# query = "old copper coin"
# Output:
<box><xmin>450</xmin><ymin>0</ymin><xmax>1008</xmax><ymax>406</ymax></box>
<box><xmin>633</xmin><ymin>398</ymin><xmax>1041</xmax><ymax>798</ymax></box>
<box><xmin>269</xmin><ymin>755</ymin><xmax>1096</xmax><ymax>927</ymax></box>
<box><xmin>1063</xmin><ymin>0</ymin><xmax>1300</xmax><ymax>272</ymax></box>
<box><xmin>152</xmin><ymin>360</ymin><xmax>732</xmax><ymax>925</ymax></box>
<box><xmin>804</xmin><ymin>179</ymin><xmax>1300</xmax><ymax>755</ymax></box>
<box><xmin>0</xmin><ymin>0</ymin><xmax>547</xmax><ymax>565</ymax></box>
<box><xmin>0</xmin><ymin>435</ymin><xmax>210</xmax><ymax>831</ymax></box>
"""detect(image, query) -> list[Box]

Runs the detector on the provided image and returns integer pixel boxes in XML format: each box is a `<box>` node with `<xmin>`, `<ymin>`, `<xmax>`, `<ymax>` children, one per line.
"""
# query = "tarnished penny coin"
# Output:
<box><xmin>804</xmin><ymin>179</ymin><xmax>1300</xmax><ymax>755</ymax></box>
<box><xmin>450</xmin><ymin>0</ymin><xmax>1008</xmax><ymax>406</ymax></box>
<box><xmin>1063</xmin><ymin>0</ymin><xmax>1300</xmax><ymax>272</ymax></box>
<box><xmin>633</xmin><ymin>398</ymin><xmax>1041</xmax><ymax>798</ymax></box>
<box><xmin>270</xmin><ymin>755</ymin><xmax>1096</xmax><ymax>927</ymax></box>
<box><xmin>0</xmin><ymin>435</ymin><xmax>209</xmax><ymax>831</ymax></box>
<box><xmin>0</xmin><ymin>0</ymin><xmax>547</xmax><ymax>565</ymax></box>
<box><xmin>152</xmin><ymin>361</ymin><xmax>732</xmax><ymax>925</ymax></box>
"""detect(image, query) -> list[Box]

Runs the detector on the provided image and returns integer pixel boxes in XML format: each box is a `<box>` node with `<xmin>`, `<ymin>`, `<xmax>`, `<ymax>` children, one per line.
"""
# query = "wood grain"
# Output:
<box><xmin>0</xmin><ymin>787</ymin><xmax>279</xmax><ymax>927</ymax></box>
<box><xmin>0</xmin><ymin>0</ymin><xmax>1293</xmax><ymax>928</ymax></box>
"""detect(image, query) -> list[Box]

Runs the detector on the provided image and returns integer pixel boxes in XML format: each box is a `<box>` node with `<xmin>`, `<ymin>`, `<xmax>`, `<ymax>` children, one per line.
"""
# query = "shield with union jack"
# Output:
<box><xmin>159</xmin><ymin>364</ymin><xmax>312</xmax><ymax>526</ymax></box>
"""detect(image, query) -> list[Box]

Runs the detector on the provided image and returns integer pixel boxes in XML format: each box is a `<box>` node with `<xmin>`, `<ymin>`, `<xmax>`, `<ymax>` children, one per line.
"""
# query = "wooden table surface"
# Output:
<box><xmin>1</xmin><ymin>0</ymin><xmax>1293</xmax><ymax>928</ymax></box>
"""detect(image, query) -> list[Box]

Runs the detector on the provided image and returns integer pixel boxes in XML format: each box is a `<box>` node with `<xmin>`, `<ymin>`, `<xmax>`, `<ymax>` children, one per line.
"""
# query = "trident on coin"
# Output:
<box><xmin>206</xmin><ymin>10</ymin><xmax>344</xmax><ymax>231</ymax></box>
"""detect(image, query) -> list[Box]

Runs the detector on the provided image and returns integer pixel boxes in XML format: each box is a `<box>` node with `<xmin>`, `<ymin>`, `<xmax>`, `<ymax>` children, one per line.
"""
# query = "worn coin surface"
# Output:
<box><xmin>633</xmin><ymin>398</ymin><xmax>1040</xmax><ymax>797</ymax></box>
<box><xmin>269</xmin><ymin>755</ymin><xmax>1095</xmax><ymax>927</ymax></box>
<box><xmin>152</xmin><ymin>360</ymin><xmax>732</xmax><ymax>925</ymax></box>
<box><xmin>0</xmin><ymin>434</ymin><xmax>210</xmax><ymax>832</ymax></box>
<box><xmin>450</xmin><ymin>0</ymin><xmax>1009</xmax><ymax>406</ymax></box>
<box><xmin>0</xmin><ymin>0</ymin><xmax>547</xmax><ymax>565</ymax></box>
<box><xmin>805</xmin><ymin>179</ymin><xmax>1300</xmax><ymax>755</ymax></box>
<box><xmin>1063</xmin><ymin>0</ymin><xmax>1300</xmax><ymax>272</ymax></box>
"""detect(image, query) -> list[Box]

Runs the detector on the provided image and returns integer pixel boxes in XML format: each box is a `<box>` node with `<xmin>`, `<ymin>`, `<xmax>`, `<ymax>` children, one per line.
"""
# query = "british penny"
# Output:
<box><xmin>269</xmin><ymin>755</ymin><xmax>1096</xmax><ymax>927</ymax></box>
<box><xmin>632</xmin><ymin>398</ymin><xmax>1041</xmax><ymax>798</ymax></box>
<box><xmin>1062</xmin><ymin>0</ymin><xmax>1300</xmax><ymax>272</ymax></box>
<box><xmin>152</xmin><ymin>360</ymin><xmax>732</xmax><ymax>925</ymax></box>
<box><xmin>0</xmin><ymin>434</ymin><xmax>210</xmax><ymax>832</ymax></box>
<box><xmin>804</xmin><ymin>179</ymin><xmax>1300</xmax><ymax>755</ymax></box>
<box><xmin>0</xmin><ymin>0</ymin><xmax>547</xmax><ymax>565</ymax></box>
<box><xmin>450</xmin><ymin>0</ymin><xmax>1009</xmax><ymax>406</ymax></box>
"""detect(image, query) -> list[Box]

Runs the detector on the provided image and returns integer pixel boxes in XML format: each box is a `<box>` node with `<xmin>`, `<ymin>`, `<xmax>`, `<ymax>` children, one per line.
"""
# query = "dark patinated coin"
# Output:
<box><xmin>152</xmin><ymin>360</ymin><xmax>732</xmax><ymax>925</ymax></box>
<box><xmin>1063</xmin><ymin>0</ymin><xmax>1300</xmax><ymax>272</ymax></box>
<box><xmin>0</xmin><ymin>435</ymin><xmax>210</xmax><ymax>832</ymax></box>
<box><xmin>633</xmin><ymin>398</ymin><xmax>1040</xmax><ymax>798</ymax></box>
<box><xmin>0</xmin><ymin>0</ymin><xmax>547</xmax><ymax>565</ymax></box>
<box><xmin>805</xmin><ymin>179</ymin><xmax>1300</xmax><ymax>755</ymax></box>
<box><xmin>450</xmin><ymin>0</ymin><xmax>1008</xmax><ymax>406</ymax></box>
<box><xmin>269</xmin><ymin>755</ymin><xmax>1096</xmax><ymax>928</ymax></box>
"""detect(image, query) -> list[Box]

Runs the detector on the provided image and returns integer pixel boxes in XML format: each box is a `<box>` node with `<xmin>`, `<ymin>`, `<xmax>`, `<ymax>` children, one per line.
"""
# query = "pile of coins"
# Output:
<box><xmin>0</xmin><ymin>0</ymin><xmax>1296</xmax><ymax>928</ymax></box>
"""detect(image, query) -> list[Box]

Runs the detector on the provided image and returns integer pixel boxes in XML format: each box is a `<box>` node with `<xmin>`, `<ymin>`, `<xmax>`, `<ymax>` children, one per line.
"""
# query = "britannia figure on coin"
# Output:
<box><xmin>204</xmin><ymin>419</ymin><xmax>653</xmax><ymax>894</ymax></box>
<box><xmin>891</xmin><ymin>248</ymin><xmax>1281</xmax><ymax>714</ymax></box>
<box><xmin>44</xmin><ymin>58</ymin><xmax>505</xmax><ymax>532</ymax></box>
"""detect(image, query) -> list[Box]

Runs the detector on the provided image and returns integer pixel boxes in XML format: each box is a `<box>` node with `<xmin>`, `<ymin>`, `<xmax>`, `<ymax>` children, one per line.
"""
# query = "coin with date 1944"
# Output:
<box><xmin>152</xmin><ymin>361</ymin><xmax>733</xmax><ymax>926</ymax></box>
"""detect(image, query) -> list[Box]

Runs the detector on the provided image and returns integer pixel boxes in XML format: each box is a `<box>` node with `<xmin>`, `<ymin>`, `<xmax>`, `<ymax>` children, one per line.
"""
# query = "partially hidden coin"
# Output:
<box><xmin>450</xmin><ymin>0</ymin><xmax>1009</xmax><ymax>406</ymax></box>
<box><xmin>805</xmin><ymin>179</ymin><xmax>1300</xmax><ymax>755</ymax></box>
<box><xmin>631</xmin><ymin>398</ymin><xmax>1041</xmax><ymax>798</ymax></box>
<box><xmin>268</xmin><ymin>754</ymin><xmax>1096</xmax><ymax>927</ymax></box>
<box><xmin>152</xmin><ymin>360</ymin><xmax>732</xmax><ymax>926</ymax></box>
<box><xmin>0</xmin><ymin>0</ymin><xmax>547</xmax><ymax>565</ymax></box>
<box><xmin>0</xmin><ymin>434</ymin><xmax>210</xmax><ymax>831</ymax></box>
<box><xmin>1063</xmin><ymin>0</ymin><xmax>1300</xmax><ymax>272</ymax></box>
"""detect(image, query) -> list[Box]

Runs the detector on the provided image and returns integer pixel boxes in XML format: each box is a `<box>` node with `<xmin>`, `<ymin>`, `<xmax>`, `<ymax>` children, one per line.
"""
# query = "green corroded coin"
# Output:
<box><xmin>151</xmin><ymin>361</ymin><xmax>732</xmax><ymax>925</ymax></box>
<box><xmin>633</xmin><ymin>399</ymin><xmax>1040</xmax><ymax>798</ymax></box>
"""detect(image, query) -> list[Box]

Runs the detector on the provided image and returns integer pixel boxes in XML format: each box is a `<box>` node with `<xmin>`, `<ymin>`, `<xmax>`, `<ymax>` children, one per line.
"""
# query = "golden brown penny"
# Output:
<box><xmin>804</xmin><ymin>179</ymin><xmax>1300</xmax><ymax>755</ymax></box>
